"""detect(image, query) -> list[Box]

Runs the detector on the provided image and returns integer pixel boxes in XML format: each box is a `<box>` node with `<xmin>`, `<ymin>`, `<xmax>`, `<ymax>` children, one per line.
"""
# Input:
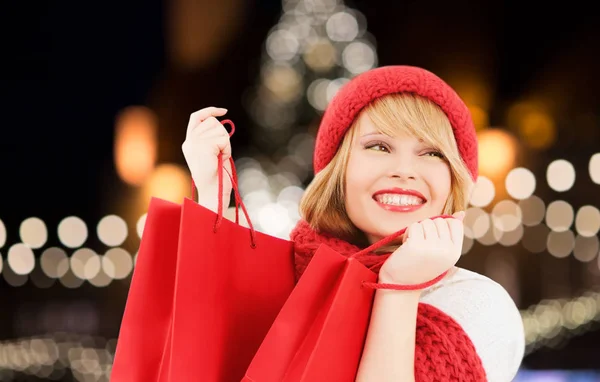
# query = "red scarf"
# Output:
<box><xmin>290</xmin><ymin>219</ymin><xmax>487</xmax><ymax>381</ymax></box>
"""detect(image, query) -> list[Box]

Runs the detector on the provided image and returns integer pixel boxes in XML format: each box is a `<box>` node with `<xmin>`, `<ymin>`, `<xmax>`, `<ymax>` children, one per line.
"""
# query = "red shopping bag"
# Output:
<box><xmin>113</xmin><ymin>119</ymin><xmax>296</xmax><ymax>382</ymax></box>
<box><xmin>244</xmin><ymin>219</ymin><xmax>450</xmax><ymax>382</ymax></box>
<box><xmin>242</xmin><ymin>244</ymin><xmax>377</xmax><ymax>382</ymax></box>
<box><xmin>111</xmin><ymin>197</ymin><xmax>181</xmax><ymax>382</ymax></box>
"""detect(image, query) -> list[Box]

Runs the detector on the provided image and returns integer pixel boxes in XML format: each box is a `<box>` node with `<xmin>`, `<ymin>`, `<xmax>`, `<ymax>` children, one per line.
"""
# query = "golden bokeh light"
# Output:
<box><xmin>114</xmin><ymin>106</ymin><xmax>158</xmax><ymax>186</ymax></box>
<box><xmin>142</xmin><ymin>163</ymin><xmax>191</xmax><ymax>204</ymax></box>
<box><xmin>507</xmin><ymin>101</ymin><xmax>556</xmax><ymax>150</ymax></box>
<box><xmin>468</xmin><ymin>105</ymin><xmax>489</xmax><ymax>131</ymax></box>
<box><xmin>477</xmin><ymin>128</ymin><xmax>519</xmax><ymax>181</ymax></box>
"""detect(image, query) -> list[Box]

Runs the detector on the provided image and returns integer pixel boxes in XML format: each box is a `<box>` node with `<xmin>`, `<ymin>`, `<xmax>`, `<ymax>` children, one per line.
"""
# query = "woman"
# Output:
<box><xmin>183</xmin><ymin>66</ymin><xmax>525</xmax><ymax>381</ymax></box>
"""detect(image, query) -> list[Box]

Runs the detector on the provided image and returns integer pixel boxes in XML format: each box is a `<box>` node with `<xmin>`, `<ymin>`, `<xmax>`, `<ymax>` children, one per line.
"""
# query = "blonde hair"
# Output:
<box><xmin>299</xmin><ymin>93</ymin><xmax>474</xmax><ymax>248</ymax></box>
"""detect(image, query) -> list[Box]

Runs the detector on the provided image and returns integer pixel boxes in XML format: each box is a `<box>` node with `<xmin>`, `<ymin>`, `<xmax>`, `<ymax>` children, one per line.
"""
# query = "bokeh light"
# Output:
<box><xmin>573</xmin><ymin>235</ymin><xmax>599</xmax><ymax>263</ymax></box>
<box><xmin>546</xmin><ymin>200</ymin><xmax>574</xmax><ymax>232</ymax></box>
<box><xmin>113</xmin><ymin>106</ymin><xmax>158</xmax><ymax>186</ymax></box>
<box><xmin>505</xmin><ymin>167</ymin><xmax>536</xmax><ymax>200</ymax></box>
<box><xmin>589</xmin><ymin>153</ymin><xmax>600</xmax><ymax>184</ymax></box>
<box><xmin>97</xmin><ymin>215</ymin><xmax>128</xmax><ymax>247</ymax></box>
<box><xmin>341</xmin><ymin>41</ymin><xmax>376</xmax><ymax>74</ymax></box>
<box><xmin>19</xmin><ymin>217</ymin><xmax>48</xmax><ymax>249</ymax></box>
<box><xmin>547</xmin><ymin>230</ymin><xmax>575</xmax><ymax>258</ymax></box>
<box><xmin>547</xmin><ymin>159</ymin><xmax>576</xmax><ymax>192</ymax></box>
<box><xmin>7</xmin><ymin>243</ymin><xmax>35</xmax><ymax>275</ymax></box>
<box><xmin>575</xmin><ymin>205</ymin><xmax>600</xmax><ymax>237</ymax></box>
<box><xmin>326</xmin><ymin>11</ymin><xmax>359</xmax><ymax>42</ymax></box>
<box><xmin>142</xmin><ymin>163</ymin><xmax>190</xmax><ymax>204</ymax></box>
<box><xmin>519</xmin><ymin>195</ymin><xmax>546</xmax><ymax>226</ymax></box>
<box><xmin>40</xmin><ymin>247</ymin><xmax>69</xmax><ymax>279</ymax></box>
<box><xmin>0</xmin><ymin>218</ymin><xmax>6</xmax><ymax>248</ymax></box>
<box><xmin>477</xmin><ymin>129</ymin><xmax>518</xmax><ymax>180</ymax></box>
<box><xmin>103</xmin><ymin>248</ymin><xmax>133</xmax><ymax>280</ymax></box>
<box><xmin>57</xmin><ymin>217</ymin><xmax>88</xmax><ymax>249</ymax></box>
<box><xmin>136</xmin><ymin>214</ymin><xmax>147</xmax><ymax>239</ymax></box>
<box><xmin>469</xmin><ymin>176</ymin><xmax>495</xmax><ymax>207</ymax></box>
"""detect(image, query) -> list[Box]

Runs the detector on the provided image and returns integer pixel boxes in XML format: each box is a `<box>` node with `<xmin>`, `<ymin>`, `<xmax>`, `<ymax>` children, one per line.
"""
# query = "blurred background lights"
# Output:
<box><xmin>575</xmin><ymin>205</ymin><xmax>600</xmax><ymax>237</ymax></box>
<box><xmin>262</xmin><ymin>62</ymin><xmax>303</xmax><ymax>103</ymax></box>
<box><xmin>491</xmin><ymin>200</ymin><xmax>523</xmax><ymax>232</ymax></box>
<box><xmin>505</xmin><ymin>167</ymin><xmax>536</xmax><ymax>200</ymax></box>
<box><xmin>326</xmin><ymin>11</ymin><xmax>359</xmax><ymax>42</ymax></box>
<box><xmin>266</xmin><ymin>29</ymin><xmax>300</xmax><ymax>61</ymax></box>
<box><xmin>307</xmin><ymin>78</ymin><xmax>332</xmax><ymax>111</ymax></box>
<box><xmin>303</xmin><ymin>38</ymin><xmax>337</xmax><ymax>72</ymax></box>
<box><xmin>113</xmin><ymin>106</ymin><xmax>158</xmax><ymax>186</ymax></box>
<box><xmin>518</xmin><ymin>195</ymin><xmax>546</xmax><ymax>226</ymax></box>
<box><xmin>102</xmin><ymin>248</ymin><xmax>133</xmax><ymax>280</ymax></box>
<box><xmin>590</xmin><ymin>153</ymin><xmax>600</xmax><ymax>184</ymax></box>
<box><xmin>547</xmin><ymin>230</ymin><xmax>575</xmax><ymax>258</ymax></box>
<box><xmin>0</xmin><ymin>218</ymin><xmax>6</xmax><ymax>248</ymax></box>
<box><xmin>477</xmin><ymin>129</ymin><xmax>518</xmax><ymax>180</ymax></box>
<box><xmin>545</xmin><ymin>200</ymin><xmax>574</xmax><ymax>232</ymax></box>
<box><xmin>573</xmin><ymin>235</ymin><xmax>599</xmax><ymax>263</ymax></box>
<box><xmin>40</xmin><ymin>247</ymin><xmax>69</xmax><ymax>279</ymax></box>
<box><xmin>522</xmin><ymin>224</ymin><xmax>550</xmax><ymax>253</ymax></box>
<box><xmin>7</xmin><ymin>243</ymin><xmax>35</xmax><ymax>276</ymax></box>
<box><xmin>142</xmin><ymin>163</ymin><xmax>190</xmax><ymax>204</ymax></box>
<box><xmin>19</xmin><ymin>217</ymin><xmax>48</xmax><ymax>249</ymax></box>
<box><xmin>96</xmin><ymin>215</ymin><xmax>128</xmax><ymax>247</ymax></box>
<box><xmin>464</xmin><ymin>207</ymin><xmax>491</xmax><ymax>239</ymax></box>
<box><xmin>469</xmin><ymin>175</ymin><xmax>495</xmax><ymax>207</ymax></box>
<box><xmin>546</xmin><ymin>159</ymin><xmax>576</xmax><ymax>192</ymax></box>
<box><xmin>70</xmin><ymin>249</ymin><xmax>99</xmax><ymax>281</ymax></box>
<box><xmin>507</xmin><ymin>101</ymin><xmax>557</xmax><ymax>150</ymax></box>
<box><xmin>136</xmin><ymin>214</ymin><xmax>147</xmax><ymax>239</ymax></box>
<box><xmin>341</xmin><ymin>41</ymin><xmax>376</xmax><ymax>74</ymax></box>
<box><xmin>58</xmin><ymin>216</ymin><xmax>88</xmax><ymax>248</ymax></box>
<box><xmin>468</xmin><ymin>105</ymin><xmax>489</xmax><ymax>131</ymax></box>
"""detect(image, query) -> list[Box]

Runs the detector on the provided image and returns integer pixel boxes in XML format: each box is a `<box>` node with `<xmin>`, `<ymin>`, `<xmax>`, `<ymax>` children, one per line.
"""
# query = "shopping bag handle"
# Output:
<box><xmin>191</xmin><ymin>119</ymin><xmax>257</xmax><ymax>248</ymax></box>
<box><xmin>351</xmin><ymin>215</ymin><xmax>454</xmax><ymax>291</ymax></box>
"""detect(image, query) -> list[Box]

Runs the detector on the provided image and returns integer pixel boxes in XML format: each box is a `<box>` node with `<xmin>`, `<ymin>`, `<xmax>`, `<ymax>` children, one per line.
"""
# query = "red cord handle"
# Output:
<box><xmin>362</xmin><ymin>271</ymin><xmax>448</xmax><ymax>291</ymax></box>
<box><xmin>353</xmin><ymin>215</ymin><xmax>455</xmax><ymax>291</ymax></box>
<box><xmin>191</xmin><ymin>119</ymin><xmax>257</xmax><ymax>248</ymax></box>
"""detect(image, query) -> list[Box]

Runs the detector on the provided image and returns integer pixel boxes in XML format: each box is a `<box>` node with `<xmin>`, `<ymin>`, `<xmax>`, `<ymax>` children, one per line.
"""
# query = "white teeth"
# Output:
<box><xmin>376</xmin><ymin>193</ymin><xmax>424</xmax><ymax>206</ymax></box>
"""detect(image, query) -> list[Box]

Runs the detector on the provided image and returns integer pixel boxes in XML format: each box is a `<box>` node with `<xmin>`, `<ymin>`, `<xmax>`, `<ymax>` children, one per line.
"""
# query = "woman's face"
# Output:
<box><xmin>345</xmin><ymin>112</ymin><xmax>452</xmax><ymax>244</ymax></box>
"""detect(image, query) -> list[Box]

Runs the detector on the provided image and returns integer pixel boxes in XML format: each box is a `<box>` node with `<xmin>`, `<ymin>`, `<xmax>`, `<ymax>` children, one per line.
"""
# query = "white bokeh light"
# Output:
<box><xmin>491</xmin><ymin>200</ymin><xmax>523</xmax><ymax>232</ymax></box>
<box><xmin>97</xmin><ymin>215</ymin><xmax>128</xmax><ymax>247</ymax></box>
<box><xmin>136</xmin><ymin>214</ymin><xmax>147</xmax><ymax>239</ymax></box>
<box><xmin>326</xmin><ymin>11</ymin><xmax>359</xmax><ymax>42</ymax></box>
<box><xmin>589</xmin><ymin>153</ymin><xmax>600</xmax><ymax>184</ymax></box>
<box><xmin>575</xmin><ymin>205</ymin><xmax>600</xmax><ymax>237</ymax></box>
<box><xmin>258</xmin><ymin>203</ymin><xmax>291</xmax><ymax>238</ymax></box>
<box><xmin>19</xmin><ymin>217</ymin><xmax>48</xmax><ymax>249</ymax></box>
<box><xmin>342</xmin><ymin>41</ymin><xmax>376</xmax><ymax>74</ymax></box>
<box><xmin>103</xmin><ymin>248</ymin><xmax>134</xmax><ymax>280</ymax></box>
<box><xmin>546</xmin><ymin>200</ymin><xmax>575</xmax><ymax>232</ymax></box>
<box><xmin>0</xmin><ymin>219</ymin><xmax>6</xmax><ymax>248</ymax></box>
<box><xmin>7</xmin><ymin>243</ymin><xmax>35</xmax><ymax>275</ymax></box>
<box><xmin>546</xmin><ymin>159</ymin><xmax>576</xmax><ymax>192</ymax></box>
<box><xmin>469</xmin><ymin>176</ymin><xmax>495</xmax><ymax>207</ymax></box>
<box><xmin>40</xmin><ymin>247</ymin><xmax>69</xmax><ymax>279</ymax></box>
<box><xmin>57</xmin><ymin>216</ymin><xmax>88</xmax><ymax>248</ymax></box>
<box><xmin>505</xmin><ymin>167</ymin><xmax>536</xmax><ymax>200</ymax></box>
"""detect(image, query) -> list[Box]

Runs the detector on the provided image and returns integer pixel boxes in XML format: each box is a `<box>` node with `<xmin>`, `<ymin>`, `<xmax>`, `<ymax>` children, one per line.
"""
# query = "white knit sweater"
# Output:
<box><xmin>419</xmin><ymin>267</ymin><xmax>525</xmax><ymax>382</ymax></box>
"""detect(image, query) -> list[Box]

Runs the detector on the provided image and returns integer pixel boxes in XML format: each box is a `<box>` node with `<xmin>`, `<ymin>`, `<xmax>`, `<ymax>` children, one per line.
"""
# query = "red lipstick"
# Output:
<box><xmin>372</xmin><ymin>188</ymin><xmax>427</xmax><ymax>213</ymax></box>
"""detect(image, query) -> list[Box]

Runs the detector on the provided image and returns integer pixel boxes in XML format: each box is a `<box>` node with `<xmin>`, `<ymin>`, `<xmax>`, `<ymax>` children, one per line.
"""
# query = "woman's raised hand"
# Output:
<box><xmin>182</xmin><ymin>107</ymin><xmax>233</xmax><ymax>213</ymax></box>
<box><xmin>378</xmin><ymin>212</ymin><xmax>466</xmax><ymax>286</ymax></box>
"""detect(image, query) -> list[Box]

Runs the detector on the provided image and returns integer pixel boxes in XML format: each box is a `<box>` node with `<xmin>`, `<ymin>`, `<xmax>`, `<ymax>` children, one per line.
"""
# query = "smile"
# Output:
<box><xmin>372</xmin><ymin>189</ymin><xmax>426</xmax><ymax>213</ymax></box>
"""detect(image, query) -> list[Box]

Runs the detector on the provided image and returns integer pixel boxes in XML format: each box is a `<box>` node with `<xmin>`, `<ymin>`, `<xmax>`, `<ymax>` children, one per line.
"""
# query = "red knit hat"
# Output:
<box><xmin>313</xmin><ymin>66</ymin><xmax>478</xmax><ymax>181</ymax></box>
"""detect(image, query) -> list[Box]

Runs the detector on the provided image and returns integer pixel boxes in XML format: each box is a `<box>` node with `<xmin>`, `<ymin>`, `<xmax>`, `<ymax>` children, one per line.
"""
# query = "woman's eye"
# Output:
<box><xmin>424</xmin><ymin>151</ymin><xmax>445</xmax><ymax>159</ymax></box>
<box><xmin>365</xmin><ymin>142</ymin><xmax>390</xmax><ymax>152</ymax></box>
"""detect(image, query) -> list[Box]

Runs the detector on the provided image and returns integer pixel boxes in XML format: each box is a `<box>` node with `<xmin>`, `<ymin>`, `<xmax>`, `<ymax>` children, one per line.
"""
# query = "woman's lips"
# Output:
<box><xmin>375</xmin><ymin>201</ymin><xmax>425</xmax><ymax>213</ymax></box>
